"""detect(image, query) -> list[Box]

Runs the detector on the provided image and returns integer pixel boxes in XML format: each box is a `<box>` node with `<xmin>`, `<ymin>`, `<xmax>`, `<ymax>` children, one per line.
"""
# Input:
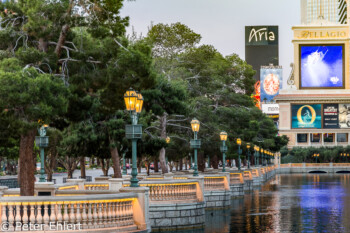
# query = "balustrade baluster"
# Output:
<box><xmin>107</xmin><ymin>202</ymin><xmax>112</xmax><ymax>225</ymax></box>
<box><xmin>50</xmin><ymin>203</ymin><xmax>57</xmax><ymax>225</ymax></box>
<box><xmin>22</xmin><ymin>203</ymin><xmax>29</xmax><ymax>227</ymax></box>
<box><xmin>56</xmin><ymin>202</ymin><xmax>63</xmax><ymax>225</ymax></box>
<box><xmin>1</xmin><ymin>204</ymin><xmax>8</xmax><ymax>227</ymax></box>
<box><xmin>103</xmin><ymin>201</ymin><xmax>108</xmax><ymax>225</ymax></box>
<box><xmin>87</xmin><ymin>202</ymin><xmax>93</xmax><ymax>227</ymax></box>
<box><xmin>36</xmin><ymin>202</ymin><xmax>43</xmax><ymax>226</ymax></box>
<box><xmin>14</xmin><ymin>203</ymin><xmax>21</xmax><ymax>230</ymax></box>
<box><xmin>43</xmin><ymin>203</ymin><xmax>50</xmax><ymax>230</ymax></box>
<box><xmin>98</xmin><ymin>203</ymin><xmax>103</xmax><ymax>226</ymax></box>
<box><xmin>82</xmin><ymin>203</ymin><xmax>87</xmax><ymax>229</ymax></box>
<box><xmin>120</xmin><ymin>202</ymin><xmax>126</xmax><ymax>226</ymax></box>
<box><xmin>115</xmin><ymin>202</ymin><xmax>120</xmax><ymax>227</ymax></box>
<box><xmin>63</xmin><ymin>203</ymin><xmax>69</xmax><ymax>225</ymax></box>
<box><xmin>92</xmin><ymin>203</ymin><xmax>98</xmax><ymax>225</ymax></box>
<box><xmin>8</xmin><ymin>204</ymin><xmax>14</xmax><ymax>231</ymax></box>
<box><xmin>75</xmin><ymin>203</ymin><xmax>81</xmax><ymax>226</ymax></box>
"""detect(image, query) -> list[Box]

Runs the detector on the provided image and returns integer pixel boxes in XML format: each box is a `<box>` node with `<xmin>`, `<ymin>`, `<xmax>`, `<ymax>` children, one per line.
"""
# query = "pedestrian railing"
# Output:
<box><xmin>84</xmin><ymin>183</ymin><xmax>109</xmax><ymax>190</ymax></box>
<box><xmin>0</xmin><ymin>193</ymin><xmax>141</xmax><ymax>232</ymax></box>
<box><xmin>203</xmin><ymin>176</ymin><xmax>226</xmax><ymax>191</ymax></box>
<box><xmin>0</xmin><ymin>179</ymin><xmax>19</xmax><ymax>189</ymax></box>
<box><xmin>243</xmin><ymin>171</ymin><xmax>253</xmax><ymax>181</ymax></box>
<box><xmin>139</xmin><ymin>179</ymin><xmax>202</xmax><ymax>202</ymax></box>
<box><xmin>252</xmin><ymin>169</ymin><xmax>260</xmax><ymax>177</ymax></box>
<box><xmin>230</xmin><ymin>173</ymin><xmax>244</xmax><ymax>184</ymax></box>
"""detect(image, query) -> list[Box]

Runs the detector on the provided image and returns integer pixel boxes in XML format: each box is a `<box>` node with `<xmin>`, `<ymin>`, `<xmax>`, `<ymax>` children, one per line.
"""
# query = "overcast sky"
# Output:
<box><xmin>120</xmin><ymin>0</ymin><xmax>301</xmax><ymax>84</ymax></box>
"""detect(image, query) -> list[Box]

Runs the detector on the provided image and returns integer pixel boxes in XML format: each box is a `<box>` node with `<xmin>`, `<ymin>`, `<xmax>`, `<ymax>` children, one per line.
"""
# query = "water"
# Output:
<box><xmin>168</xmin><ymin>174</ymin><xmax>350</xmax><ymax>233</ymax></box>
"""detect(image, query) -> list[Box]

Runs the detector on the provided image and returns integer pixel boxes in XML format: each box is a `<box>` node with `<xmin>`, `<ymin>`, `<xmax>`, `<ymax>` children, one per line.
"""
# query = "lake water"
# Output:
<box><xmin>166</xmin><ymin>174</ymin><xmax>350</xmax><ymax>233</ymax></box>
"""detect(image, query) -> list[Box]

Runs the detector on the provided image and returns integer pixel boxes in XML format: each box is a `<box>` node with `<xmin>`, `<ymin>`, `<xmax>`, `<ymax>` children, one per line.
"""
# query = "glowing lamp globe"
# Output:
<box><xmin>135</xmin><ymin>93</ymin><xmax>144</xmax><ymax>114</ymax></box>
<box><xmin>124</xmin><ymin>88</ymin><xmax>138</xmax><ymax>111</ymax></box>
<box><xmin>191</xmin><ymin>118</ymin><xmax>200</xmax><ymax>132</ymax></box>
<box><xmin>237</xmin><ymin>138</ymin><xmax>242</xmax><ymax>146</ymax></box>
<box><xmin>166</xmin><ymin>136</ymin><xmax>171</xmax><ymax>144</ymax></box>
<box><xmin>247</xmin><ymin>143</ymin><xmax>250</xmax><ymax>149</ymax></box>
<box><xmin>220</xmin><ymin>132</ymin><xmax>228</xmax><ymax>141</ymax></box>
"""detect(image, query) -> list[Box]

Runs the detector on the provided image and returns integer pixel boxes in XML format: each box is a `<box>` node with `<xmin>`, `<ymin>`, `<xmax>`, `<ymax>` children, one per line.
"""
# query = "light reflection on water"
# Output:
<box><xmin>163</xmin><ymin>174</ymin><xmax>350</xmax><ymax>233</ymax></box>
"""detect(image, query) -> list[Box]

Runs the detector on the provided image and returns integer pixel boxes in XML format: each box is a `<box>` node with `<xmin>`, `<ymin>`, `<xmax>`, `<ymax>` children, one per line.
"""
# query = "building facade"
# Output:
<box><xmin>301</xmin><ymin>0</ymin><xmax>347</xmax><ymax>24</ymax></box>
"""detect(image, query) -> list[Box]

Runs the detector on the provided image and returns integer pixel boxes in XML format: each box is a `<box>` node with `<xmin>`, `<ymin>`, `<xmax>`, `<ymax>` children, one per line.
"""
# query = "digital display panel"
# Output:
<box><xmin>339</xmin><ymin>104</ymin><xmax>350</xmax><ymax>128</ymax></box>
<box><xmin>300</xmin><ymin>45</ymin><xmax>343</xmax><ymax>88</ymax></box>
<box><xmin>323</xmin><ymin>104</ymin><xmax>339</xmax><ymax>128</ymax></box>
<box><xmin>260</xmin><ymin>68</ymin><xmax>282</xmax><ymax>102</ymax></box>
<box><xmin>291</xmin><ymin>104</ymin><xmax>322</xmax><ymax>129</ymax></box>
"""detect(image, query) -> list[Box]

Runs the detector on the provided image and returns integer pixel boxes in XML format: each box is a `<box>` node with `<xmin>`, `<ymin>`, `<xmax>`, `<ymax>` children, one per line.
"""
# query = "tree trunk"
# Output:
<box><xmin>154</xmin><ymin>159</ymin><xmax>159</xmax><ymax>173</ymax></box>
<box><xmin>212</xmin><ymin>154</ymin><xmax>219</xmax><ymax>169</ymax></box>
<box><xmin>159</xmin><ymin>113</ymin><xmax>168</xmax><ymax>174</ymax></box>
<box><xmin>80</xmin><ymin>156</ymin><xmax>86</xmax><ymax>178</ymax></box>
<box><xmin>137</xmin><ymin>158</ymin><xmax>141</xmax><ymax>173</ymax></box>
<box><xmin>179</xmin><ymin>159</ymin><xmax>183</xmax><ymax>171</ymax></box>
<box><xmin>67</xmin><ymin>168</ymin><xmax>73</xmax><ymax>179</ymax></box>
<box><xmin>99</xmin><ymin>159</ymin><xmax>109</xmax><ymax>176</ymax></box>
<box><xmin>19</xmin><ymin>129</ymin><xmax>36</xmax><ymax>196</ymax></box>
<box><xmin>110</xmin><ymin>147</ymin><xmax>122</xmax><ymax>178</ymax></box>
<box><xmin>198</xmin><ymin>152</ymin><xmax>205</xmax><ymax>172</ymax></box>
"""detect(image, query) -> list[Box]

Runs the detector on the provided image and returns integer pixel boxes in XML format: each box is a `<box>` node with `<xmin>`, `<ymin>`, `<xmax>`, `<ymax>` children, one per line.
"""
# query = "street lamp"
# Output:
<box><xmin>247</xmin><ymin>143</ymin><xmax>251</xmax><ymax>169</ymax></box>
<box><xmin>260</xmin><ymin>148</ymin><xmax>264</xmax><ymax>166</ymax></box>
<box><xmin>124</xmin><ymin>88</ymin><xmax>143</xmax><ymax>187</ymax></box>
<box><xmin>166</xmin><ymin>136</ymin><xmax>170</xmax><ymax>166</ymax></box>
<box><xmin>190</xmin><ymin>118</ymin><xmax>201</xmax><ymax>176</ymax></box>
<box><xmin>220</xmin><ymin>132</ymin><xmax>228</xmax><ymax>172</ymax></box>
<box><xmin>254</xmin><ymin>146</ymin><xmax>259</xmax><ymax>166</ymax></box>
<box><xmin>35</xmin><ymin>124</ymin><xmax>49</xmax><ymax>182</ymax></box>
<box><xmin>237</xmin><ymin>138</ymin><xmax>242</xmax><ymax>170</ymax></box>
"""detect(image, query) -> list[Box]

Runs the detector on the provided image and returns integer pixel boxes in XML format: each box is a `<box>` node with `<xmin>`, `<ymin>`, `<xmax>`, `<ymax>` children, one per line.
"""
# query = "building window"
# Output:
<box><xmin>323</xmin><ymin>133</ymin><xmax>335</xmax><ymax>143</ymax></box>
<box><xmin>337</xmin><ymin>133</ymin><xmax>348</xmax><ymax>142</ymax></box>
<box><xmin>297</xmin><ymin>134</ymin><xmax>308</xmax><ymax>143</ymax></box>
<box><xmin>310</xmin><ymin>133</ymin><xmax>321</xmax><ymax>143</ymax></box>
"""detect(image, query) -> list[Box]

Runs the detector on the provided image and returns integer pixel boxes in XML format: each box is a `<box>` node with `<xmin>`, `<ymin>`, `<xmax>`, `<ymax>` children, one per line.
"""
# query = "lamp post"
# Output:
<box><xmin>220</xmin><ymin>132</ymin><xmax>228</xmax><ymax>172</ymax></box>
<box><xmin>260</xmin><ymin>148</ymin><xmax>264</xmax><ymax>166</ymax></box>
<box><xmin>190</xmin><ymin>118</ymin><xmax>201</xmax><ymax>177</ymax></box>
<box><xmin>237</xmin><ymin>138</ymin><xmax>242</xmax><ymax>170</ymax></box>
<box><xmin>124</xmin><ymin>88</ymin><xmax>143</xmax><ymax>187</ymax></box>
<box><xmin>35</xmin><ymin>125</ymin><xmax>49</xmax><ymax>182</ymax></box>
<box><xmin>255</xmin><ymin>146</ymin><xmax>260</xmax><ymax>166</ymax></box>
<box><xmin>247</xmin><ymin>143</ymin><xmax>251</xmax><ymax>169</ymax></box>
<box><xmin>166</xmin><ymin>136</ymin><xmax>170</xmax><ymax>167</ymax></box>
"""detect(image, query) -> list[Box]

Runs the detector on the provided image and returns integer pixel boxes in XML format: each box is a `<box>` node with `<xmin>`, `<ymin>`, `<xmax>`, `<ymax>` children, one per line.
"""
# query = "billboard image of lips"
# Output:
<box><xmin>300</xmin><ymin>45</ymin><xmax>343</xmax><ymax>88</ymax></box>
<box><xmin>291</xmin><ymin>104</ymin><xmax>322</xmax><ymax>128</ymax></box>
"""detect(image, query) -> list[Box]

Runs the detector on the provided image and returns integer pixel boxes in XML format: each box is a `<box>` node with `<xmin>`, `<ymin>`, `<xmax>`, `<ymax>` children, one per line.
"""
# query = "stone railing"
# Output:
<box><xmin>243</xmin><ymin>171</ymin><xmax>253</xmax><ymax>181</ymax></box>
<box><xmin>333</xmin><ymin>163</ymin><xmax>350</xmax><ymax>167</ymax></box>
<box><xmin>84</xmin><ymin>183</ymin><xmax>109</xmax><ymax>190</ymax></box>
<box><xmin>203</xmin><ymin>176</ymin><xmax>226</xmax><ymax>191</ymax></box>
<box><xmin>0</xmin><ymin>193</ymin><xmax>145</xmax><ymax>232</ymax></box>
<box><xmin>230</xmin><ymin>173</ymin><xmax>244</xmax><ymax>184</ymax></box>
<box><xmin>57</xmin><ymin>185</ymin><xmax>79</xmax><ymax>191</ymax></box>
<box><xmin>251</xmin><ymin>169</ymin><xmax>260</xmax><ymax>178</ymax></box>
<box><xmin>139</xmin><ymin>179</ymin><xmax>203</xmax><ymax>203</ymax></box>
<box><xmin>260</xmin><ymin>168</ymin><xmax>266</xmax><ymax>175</ymax></box>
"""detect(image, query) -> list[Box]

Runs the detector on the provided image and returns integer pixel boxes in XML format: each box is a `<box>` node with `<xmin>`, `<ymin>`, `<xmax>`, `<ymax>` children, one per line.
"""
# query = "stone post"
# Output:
<box><xmin>34</xmin><ymin>182</ymin><xmax>56</xmax><ymax>196</ymax></box>
<box><xmin>190</xmin><ymin>176</ymin><xmax>205</xmax><ymax>202</ymax></box>
<box><xmin>218</xmin><ymin>172</ymin><xmax>231</xmax><ymax>190</ymax></box>
<box><xmin>119</xmin><ymin>187</ymin><xmax>150</xmax><ymax>232</ymax></box>
<box><xmin>0</xmin><ymin>186</ymin><xmax>8</xmax><ymax>197</ymax></box>
<box><xmin>67</xmin><ymin>178</ymin><xmax>85</xmax><ymax>190</ymax></box>
<box><xmin>108</xmin><ymin>178</ymin><xmax>124</xmax><ymax>191</ymax></box>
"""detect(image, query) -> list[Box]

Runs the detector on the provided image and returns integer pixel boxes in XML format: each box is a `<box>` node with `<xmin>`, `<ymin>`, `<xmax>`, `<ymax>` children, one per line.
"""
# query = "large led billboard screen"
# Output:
<box><xmin>291</xmin><ymin>104</ymin><xmax>322</xmax><ymax>129</ymax></box>
<box><xmin>260</xmin><ymin>67</ymin><xmax>282</xmax><ymax>102</ymax></box>
<box><xmin>300</xmin><ymin>45</ymin><xmax>344</xmax><ymax>88</ymax></box>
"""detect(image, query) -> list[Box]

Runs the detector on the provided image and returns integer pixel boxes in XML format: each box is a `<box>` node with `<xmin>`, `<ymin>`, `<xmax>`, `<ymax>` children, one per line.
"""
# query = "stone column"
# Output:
<box><xmin>67</xmin><ymin>178</ymin><xmax>85</xmax><ymax>190</ymax></box>
<box><xmin>108</xmin><ymin>178</ymin><xmax>124</xmax><ymax>191</ymax></box>
<box><xmin>34</xmin><ymin>182</ymin><xmax>56</xmax><ymax>196</ymax></box>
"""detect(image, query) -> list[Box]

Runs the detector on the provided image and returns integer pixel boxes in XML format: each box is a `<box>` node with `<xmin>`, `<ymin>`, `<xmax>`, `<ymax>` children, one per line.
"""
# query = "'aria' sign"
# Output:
<box><xmin>245</xmin><ymin>26</ymin><xmax>278</xmax><ymax>46</ymax></box>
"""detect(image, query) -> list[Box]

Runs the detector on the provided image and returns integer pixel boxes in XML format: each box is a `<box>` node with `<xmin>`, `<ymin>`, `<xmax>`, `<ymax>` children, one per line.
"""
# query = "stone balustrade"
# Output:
<box><xmin>84</xmin><ymin>183</ymin><xmax>109</xmax><ymax>190</ymax></box>
<box><xmin>203</xmin><ymin>176</ymin><xmax>226</xmax><ymax>191</ymax></box>
<box><xmin>0</xmin><ymin>193</ymin><xmax>146</xmax><ymax>232</ymax></box>
<box><xmin>140</xmin><ymin>180</ymin><xmax>201</xmax><ymax>202</ymax></box>
<box><xmin>230</xmin><ymin>173</ymin><xmax>244</xmax><ymax>184</ymax></box>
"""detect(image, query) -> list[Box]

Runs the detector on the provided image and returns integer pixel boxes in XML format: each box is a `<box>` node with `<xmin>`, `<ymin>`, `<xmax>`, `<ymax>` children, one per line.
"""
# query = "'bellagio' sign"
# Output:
<box><xmin>294</xmin><ymin>28</ymin><xmax>348</xmax><ymax>40</ymax></box>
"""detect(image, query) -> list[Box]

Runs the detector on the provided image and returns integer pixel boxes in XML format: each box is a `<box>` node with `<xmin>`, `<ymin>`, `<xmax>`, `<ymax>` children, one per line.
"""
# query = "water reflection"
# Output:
<box><xmin>160</xmin><ymin>174</ymin><xmax>350</xmax><ymax>233</ymax></box>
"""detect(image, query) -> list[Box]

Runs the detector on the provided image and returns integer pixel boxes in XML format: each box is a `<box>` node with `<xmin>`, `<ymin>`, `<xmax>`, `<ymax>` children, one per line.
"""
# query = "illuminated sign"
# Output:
<box><xmin>323</xmin><ymin>104</ymin><xmax>339</xmax><ymax>128</ymax></box>
<box><xmin>300</xmin><ymin>45</ymin><xmax>344</xmax><ymax>89</ymax></box>
<box><xmin>262</xmin><ymin>104</ymin><xmax>279</xmax><ymax>114</ymax></box>
<box><xmin>291</xmin><ymin>104</ymin><xmax>322</xmax><ymax>129</ymax></box>
<box><xmin>260</xmin><ymin>67</ymin><xmax>282</xmax><ymax>102</ymax></box>
<box><xmin>296</xmin><ymin>30</ymin><xmax>347</xmax><ymax>39</ymax></box>
<box><xmin>245</xmin><ymin>26</ymin><xmax>278</xmax><ymax>46</ymax></box>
